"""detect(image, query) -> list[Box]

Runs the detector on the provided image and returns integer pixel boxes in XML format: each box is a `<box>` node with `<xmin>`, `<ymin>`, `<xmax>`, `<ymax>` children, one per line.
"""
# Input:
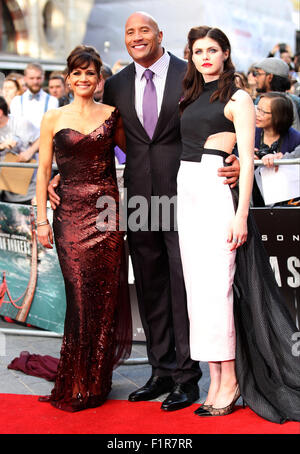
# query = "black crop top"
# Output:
<box><xmin>180</xmin><ymin>79</ymin><xmax>237</xmax><ymax>162</ymax></box>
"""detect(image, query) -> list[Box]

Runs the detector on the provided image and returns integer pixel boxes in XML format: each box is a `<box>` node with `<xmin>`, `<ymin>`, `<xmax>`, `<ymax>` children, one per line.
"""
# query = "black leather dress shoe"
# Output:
<box><xmin>128</xmin><ymin>376</ymin><xmax>174</xmax><ymax>402</ymax></box>
<box><xmin>161</xmin><ymin>383</ymin><xmax>199</xmax><ymax>411</ymax></box>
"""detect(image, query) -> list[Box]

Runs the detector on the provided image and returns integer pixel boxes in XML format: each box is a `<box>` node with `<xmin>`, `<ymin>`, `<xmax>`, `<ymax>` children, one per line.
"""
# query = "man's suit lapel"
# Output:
<box><xmin>152</xmin><ymin>54</ymin><xmax>184</xmax><ymax>141</ymax></box>
<box><xmin>124</xmin><ymin>63</ymin><xmax>149</xmax><ymax>141</ymax></box>
<box><xmin>124</xmin><ymin>55</ymin><xmax>184</xmax><ymax>142</ymax></box>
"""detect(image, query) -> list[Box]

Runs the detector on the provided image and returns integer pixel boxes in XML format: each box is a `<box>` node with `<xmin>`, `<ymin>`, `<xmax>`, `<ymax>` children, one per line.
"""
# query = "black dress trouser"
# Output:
<box><xmin>127</xmin><ymin>226</ymin><xmax>201</xmax><ymax>385</ymax></box>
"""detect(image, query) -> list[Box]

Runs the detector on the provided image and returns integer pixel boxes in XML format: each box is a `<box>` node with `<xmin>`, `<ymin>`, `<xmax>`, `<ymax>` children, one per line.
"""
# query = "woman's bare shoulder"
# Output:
<box><xmin>99</xmin><ymin>102</ymin><xmax>118</xmax><ymax>115</ymax></box>
<box><xmin>41</xmin><ymin>106</ymin><xmax>69</xmax><ymax>135</ymax></box>
<box><xmin>43</xmin><ymin>105</ymin><xmax>66</xmax><ymax>122</ymax></box>
<box><xmin>232</xmin><ymin>88</ymin><xmax>253</xmax><ymax>105</ymax></box>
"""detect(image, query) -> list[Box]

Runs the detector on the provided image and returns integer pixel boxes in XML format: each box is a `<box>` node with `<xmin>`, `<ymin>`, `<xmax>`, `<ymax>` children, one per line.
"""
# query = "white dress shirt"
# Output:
<box><xmin>10</xmin><ymin>89</ymin><xmax>59</xmax><ymax>130</ymax></box>
<box><xmin>134</xmin><ymin>51</ymin><xmax>170</xmax><ymax>127</ymax></box>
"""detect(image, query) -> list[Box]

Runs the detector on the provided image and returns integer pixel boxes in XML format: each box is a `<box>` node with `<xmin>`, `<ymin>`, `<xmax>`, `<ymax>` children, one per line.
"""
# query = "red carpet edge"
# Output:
<box><xmin>0</xmin><ymin>394</ymin><xmax>299</xmax><ymax>434</ymax></box>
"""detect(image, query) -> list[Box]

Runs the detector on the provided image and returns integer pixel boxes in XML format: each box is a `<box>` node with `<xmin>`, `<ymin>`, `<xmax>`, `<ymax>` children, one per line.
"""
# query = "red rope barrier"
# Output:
<box><xmin>0</xmin><ymin>273</ymin><xmax>26</xmax><ymax>310</ymax></box>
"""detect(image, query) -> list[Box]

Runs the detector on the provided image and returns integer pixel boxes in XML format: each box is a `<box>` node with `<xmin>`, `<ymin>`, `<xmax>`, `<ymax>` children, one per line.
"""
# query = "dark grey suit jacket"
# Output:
<box><xmin>103</xmin><ymin>53</ymin><xmax>187</xmax><ymax>203</ymax></box>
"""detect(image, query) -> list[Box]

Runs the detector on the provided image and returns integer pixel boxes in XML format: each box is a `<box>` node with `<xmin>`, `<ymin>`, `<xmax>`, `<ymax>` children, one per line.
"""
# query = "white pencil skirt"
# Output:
<box><xmin>177</xmin><ymin>155</ymin><xmax>236</xmax><ymax>362</ymax></box>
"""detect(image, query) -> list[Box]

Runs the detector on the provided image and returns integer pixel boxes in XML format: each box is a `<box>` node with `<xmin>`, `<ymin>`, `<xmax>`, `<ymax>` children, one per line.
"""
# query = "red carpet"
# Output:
<box><xmin>0</xmin><ymin>394</ymin><xmax>299</xmax><ymax>434</ymax></box>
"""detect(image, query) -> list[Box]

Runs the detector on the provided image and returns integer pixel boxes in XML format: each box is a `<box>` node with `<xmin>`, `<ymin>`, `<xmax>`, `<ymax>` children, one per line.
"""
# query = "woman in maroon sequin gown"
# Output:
<box><xmin>34</xmin><ymin>46</ymin><xmax>132</xmax><ymax>412</ymax></box>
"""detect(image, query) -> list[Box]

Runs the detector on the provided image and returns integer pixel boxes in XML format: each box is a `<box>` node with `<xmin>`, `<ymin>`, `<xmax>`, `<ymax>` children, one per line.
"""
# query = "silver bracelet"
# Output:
<box><xmin>37</xmin><ymin>219</ymin><xmax>49</xmax><ymax>227</ymax></box>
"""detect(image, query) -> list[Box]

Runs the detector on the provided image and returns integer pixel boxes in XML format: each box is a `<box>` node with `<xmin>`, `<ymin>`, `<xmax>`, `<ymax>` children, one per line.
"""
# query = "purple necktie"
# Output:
<box><xmin>142</xmin><ymin>69</ymin><xmax>158</xmax><ymax>139</ymax></box>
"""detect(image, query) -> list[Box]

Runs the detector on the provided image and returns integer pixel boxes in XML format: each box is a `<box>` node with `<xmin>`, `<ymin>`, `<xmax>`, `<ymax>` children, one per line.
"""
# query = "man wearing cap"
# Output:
<box><xmin>254</xmin><ymin>57</ymin><xmax>300</xmax><ymax>131</ymax></box>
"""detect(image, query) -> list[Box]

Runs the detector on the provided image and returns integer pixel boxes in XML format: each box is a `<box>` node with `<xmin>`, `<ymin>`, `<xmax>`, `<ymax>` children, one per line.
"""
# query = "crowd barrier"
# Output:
<box><xmin>0</xmin><ymin>158</ymin><xmax>299</xmax><ymax>168</ymax></box>
<box><xmin>0</xmin><ymin>160</ymin><xmax>299</xmax><ymax>355</ymax></box>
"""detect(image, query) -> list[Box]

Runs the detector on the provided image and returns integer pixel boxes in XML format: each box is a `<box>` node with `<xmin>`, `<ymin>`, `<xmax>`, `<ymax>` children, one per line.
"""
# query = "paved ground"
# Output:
<box><xmin>0</xmin><ymin>318</ymin><xmax>214</xmax><ymax>404</ymax></box>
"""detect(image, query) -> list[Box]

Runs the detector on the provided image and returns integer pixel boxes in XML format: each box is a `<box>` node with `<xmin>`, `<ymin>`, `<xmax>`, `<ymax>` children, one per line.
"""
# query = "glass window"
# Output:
<box><xmin>0</xmin><ymin>0</ymin><xmax>17</xmax><ymax>53</ymax></box>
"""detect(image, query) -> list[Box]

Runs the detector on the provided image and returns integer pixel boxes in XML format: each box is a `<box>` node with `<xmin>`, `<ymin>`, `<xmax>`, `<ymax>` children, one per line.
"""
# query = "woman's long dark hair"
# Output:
<box><xmin>180</xmin><ymin>26</ymin><xmax>240</xmax><ymax>113</ymax></box>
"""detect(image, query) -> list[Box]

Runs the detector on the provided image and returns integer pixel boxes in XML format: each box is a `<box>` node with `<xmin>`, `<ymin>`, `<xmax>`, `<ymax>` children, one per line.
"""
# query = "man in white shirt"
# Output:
<box><xmin>8</xmin><ymin>63</ymin><xmax>58</xmax><ymax>203</ymax></box>
<box><xmin>10</xmin><ymin>62</ymin><xmax>58</xmax><ymax>130</ymax></box>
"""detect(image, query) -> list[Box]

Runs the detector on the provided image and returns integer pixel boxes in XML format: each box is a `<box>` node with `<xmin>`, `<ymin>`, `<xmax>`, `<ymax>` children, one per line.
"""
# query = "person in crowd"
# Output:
<box><xmin>289</xmin><ymin>52</ymin><xmax>300</xmax><ymax>96</ymax></box>
<box><xmin>2</xmin><ymin>75</ymin><xmax>23</xmax><ymax>108</ymax></box>
<box><xmin>111</xmin><ymin>60</ymin><xmax>130</xmax><ymax>74</ymax></box>
<box><xmin>10</xmin><ymin>62</ymin><xmax>59</xmax><ymax>130</ymax></box>
<box><xmin>234</xmin><ymin>71</ymin><xmax>249</xmax><ymax>91</ymax></box>
<box><xmin>253</xmin><ymin>57</ymin><xmax>300</xmax><ymax>130</ymax></box>
<box><xmin>260</xmin><ymin>141</ymin><xmax>300</xmax><ymax>206</ymax></box>
<box><xmin>59</xmin><ymin>67</ymin><xmax>74</xmax><ymax>104</ymax></box>
<box><xmin>183</xmin><ymin>43</ymin><xmax>190</xmax><ymax>60</ymax></box>
<box><xmin>48</xmin><ymin>11</ymin><xmax>240</xmax><ymax>412</ymax></box>
<box><xmin>267</xmin><ymin>42</ymin><xmax>293</xmax><ymax>62</ymax></box>
<box><xmin>48</xmin><ymin>73</ymin><xmax>69</xmax><ymax>106</ymax></box>
<box><xmin>294</xmin><ymin>52</ymin><xmax>300</xmax><ymax>79</ymax></box>
<box><xmin>255</xmin><ymin>92</ymin><xmax>300</xmax><ymax>156</ymax></box>
<box><xmin>260</xmin><ymin>143</ymin><xmax>300</xmax><ymax>206</ymax></box>
<box><xmin>6</xmin><ymin>72</ymin><xmax>27</xmax><ymax>94</ymax></box>
<box><xmin>262</xmin><ymin>142</ymin><xmax>300</xmax><ymax>167</ymax></box>
<box><xmin>93</xmin><ymin>63</ymin><xmax>113</xmax><ymax>102</ymax></box>
<box><xmin>33</xmin><ymin>45</ymin><xmax>131</xmax><ymax>412</ymax></box>
<box><xmin>8</xmin><ymin>63</ymin><xmax>59</xmax><ymax>197</ymax></box>
<box><xmin>246</xmin><ymin>66</ymin><xmax>257</xmax><ymax>100</ymax></box>
<box><xmin>177</xmin><ymin>25</ymin><xmax>300</xmax><ymax>423</ymax></box>
<box><xmin>253</xmin><ymin>91</ymin><xmax>300</xmax><ymax>206</ymax></box>
<box><xmin>0</xmin><ymin>96</ymin><xmax>39</xmax><ymax>204</ymax></box>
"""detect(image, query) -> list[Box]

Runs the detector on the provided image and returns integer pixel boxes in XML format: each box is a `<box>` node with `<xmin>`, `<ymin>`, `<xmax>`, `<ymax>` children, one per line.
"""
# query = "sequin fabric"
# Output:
<box><xmin>39</xmin><ymin>109</ymin><xmax>132</xmax><ymax>412</ymax></box>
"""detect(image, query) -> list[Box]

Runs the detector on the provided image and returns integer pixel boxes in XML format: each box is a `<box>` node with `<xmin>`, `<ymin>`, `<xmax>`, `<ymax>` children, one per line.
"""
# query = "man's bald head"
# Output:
<box><xmin>125</xmin><ymin>11</ymin><xmax>160</xmax><ymax>33</ymax></box>
<box><xmin>125</xmin><ymin>11</ymin><xmax>163</xmax><ymax>68</ymax></box>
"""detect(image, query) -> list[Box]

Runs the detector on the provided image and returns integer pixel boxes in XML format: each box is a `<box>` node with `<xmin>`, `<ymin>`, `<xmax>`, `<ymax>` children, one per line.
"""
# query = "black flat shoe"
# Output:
<box><xmin>161</xmin><ymin>383</ymin><xmax>199</xmax><ymax>411</ymax></box>
<box><xmin>128</xmin><ymin>376</ymin><xmax>174</xmax><ymax>402</ymax></box>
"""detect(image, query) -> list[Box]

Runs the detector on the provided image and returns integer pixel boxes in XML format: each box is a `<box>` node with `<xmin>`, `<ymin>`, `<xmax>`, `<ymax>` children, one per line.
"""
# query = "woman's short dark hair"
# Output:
<box><xmin>180</xmin><ymin>26</ymin><xmax>239</xmax><ymax>113</ymax></box>
<box><xmin>260</xmin><ymin>92</ymin><xmax>294</xmax><ymax>135</ymax></box>
<box><xmin>66</xmin><ymin>45</ymin><xmax>102</xmax><ymax>77</ymax></box>
<box><xmin>0</xmin><ymin>96</ymin><xmax>9</xmax><ymax>116</ymax></box>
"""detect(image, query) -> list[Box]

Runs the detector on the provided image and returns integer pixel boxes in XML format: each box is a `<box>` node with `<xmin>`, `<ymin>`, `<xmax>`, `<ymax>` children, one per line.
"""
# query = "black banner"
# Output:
<box><xmin>252</xmin><ymin>207</ymin><xmax>300</xmax><ymax>326</ymax></box>
<box><xmin>130</xmin><ymin>207</ymin><xmax>300</xmax><ymax>341</ymax></box>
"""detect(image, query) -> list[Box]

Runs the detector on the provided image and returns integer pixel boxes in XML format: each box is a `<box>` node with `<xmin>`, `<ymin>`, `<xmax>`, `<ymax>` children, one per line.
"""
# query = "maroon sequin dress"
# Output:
<box><xmin>39</xmin><ymin>109</ymin><xmax>132</xmax><ymax>411</ymax></box>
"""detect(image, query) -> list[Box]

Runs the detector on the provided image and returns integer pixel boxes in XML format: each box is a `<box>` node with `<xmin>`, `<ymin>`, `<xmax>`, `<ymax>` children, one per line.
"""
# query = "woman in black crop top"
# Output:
<box><xmin>177</xmin><ymin>26</ymin><xmax>300</xmax><ymax>423</ymax></box>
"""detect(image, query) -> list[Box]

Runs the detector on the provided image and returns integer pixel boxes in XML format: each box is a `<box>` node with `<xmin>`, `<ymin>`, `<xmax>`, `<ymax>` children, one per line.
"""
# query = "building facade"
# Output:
<box><xmin>0</xmin><ymin>0</ymin><xmax>299</xmax><ymax>73</ymax></box>
<box><xmin>0</xmin><ymin>0</ymin><xmax>94</xmax><ymax>64</ymax></box>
